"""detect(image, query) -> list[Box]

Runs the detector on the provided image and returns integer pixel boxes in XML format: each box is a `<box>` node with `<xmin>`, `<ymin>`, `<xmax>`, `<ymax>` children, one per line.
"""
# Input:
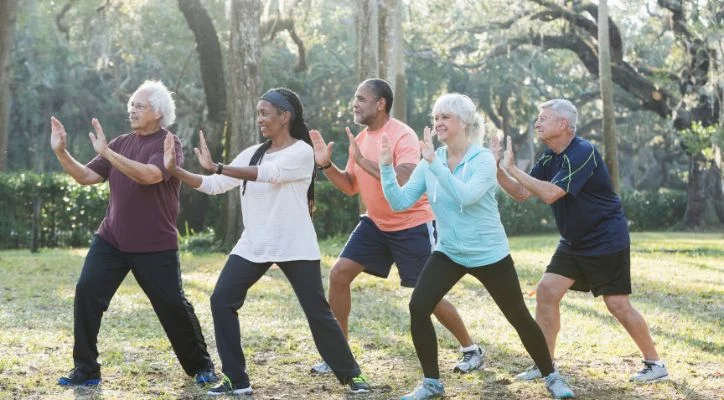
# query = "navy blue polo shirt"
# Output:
<box><xmin>530</xmin><ymin>136</ymin><xmax>629</xmax><ymax>256</ymax></box>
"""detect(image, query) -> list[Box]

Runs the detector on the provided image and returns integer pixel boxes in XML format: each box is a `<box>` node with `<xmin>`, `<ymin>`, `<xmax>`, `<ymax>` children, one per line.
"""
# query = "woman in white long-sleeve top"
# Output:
<box><xmin>379</xmin><ymin>94</ymin><xmax>575</xmax><ymax>400</ymax></box>
<box><xmin>163</xmin><ymin>88</ymin><xmax>371</xmax><ymax>396</ymax></box>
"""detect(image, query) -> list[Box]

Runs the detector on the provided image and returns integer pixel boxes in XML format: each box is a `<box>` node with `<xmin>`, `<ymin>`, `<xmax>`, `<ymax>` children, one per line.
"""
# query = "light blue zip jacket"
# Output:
<box><xmin>380</xmin><ymin>144</ymin><xmax>510</xmax><ymax>267</ymax></box>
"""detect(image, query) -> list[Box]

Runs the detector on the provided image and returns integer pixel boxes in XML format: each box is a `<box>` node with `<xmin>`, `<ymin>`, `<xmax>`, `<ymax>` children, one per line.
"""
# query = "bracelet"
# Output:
<box><xmin>319</xmin><ymin>161</ymin><xmax>333</xmax><ymax>170</ymax></box>
<box><xmin>215</xmin><ymin>163</ymin><xmax>224</xmax><ymax>174</ymax></box>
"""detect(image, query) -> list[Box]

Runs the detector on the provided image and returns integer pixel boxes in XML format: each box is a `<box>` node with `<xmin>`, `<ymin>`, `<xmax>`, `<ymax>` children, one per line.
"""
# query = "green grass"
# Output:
<box><xmin>0</xmin><ymin>232</ymin><xmax>721</xmax><ymax>399</ymax></box>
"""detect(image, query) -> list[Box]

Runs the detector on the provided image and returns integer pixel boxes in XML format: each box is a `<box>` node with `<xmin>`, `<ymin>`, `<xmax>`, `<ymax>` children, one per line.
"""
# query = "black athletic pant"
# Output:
<box><xmin>72</xmin><ymin>235</ymin><xmax>214</xmax><ymax>376</ymax></box>
<box><xmin>409</xmin><ymin>251</ymin><xmax>554</xmax><ymax>379</ymax></box>
<box><xmin>210</xmin><ymin>255</ymin><xmax>361</xmax><ymax>386</ymax></box>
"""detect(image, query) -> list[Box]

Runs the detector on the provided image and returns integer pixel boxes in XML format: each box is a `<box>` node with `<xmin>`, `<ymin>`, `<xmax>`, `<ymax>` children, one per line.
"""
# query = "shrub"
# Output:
<box><xmin>0</xmin><ymin>172</ymin><xmax>109</xmax><ymax>249</ymax></box>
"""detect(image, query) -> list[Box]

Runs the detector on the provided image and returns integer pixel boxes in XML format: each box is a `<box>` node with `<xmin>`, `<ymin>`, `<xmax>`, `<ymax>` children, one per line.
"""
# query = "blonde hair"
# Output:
<box><xmin>431</xmin><ymin>93</ymin><xmax>485</xmax><ymax>144</ymax></box>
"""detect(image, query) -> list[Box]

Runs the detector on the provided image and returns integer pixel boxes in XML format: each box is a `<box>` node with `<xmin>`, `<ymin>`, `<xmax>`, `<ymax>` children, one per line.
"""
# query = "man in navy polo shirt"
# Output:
<box><xmin>492</xmin><ymin>99</ymin><xmax>668</xmax><ymax>383</ymax></box>
<box><xmin>50</xmin><ymin>80</ymin><xmax>217</xmax><ymax>387</ymax></box>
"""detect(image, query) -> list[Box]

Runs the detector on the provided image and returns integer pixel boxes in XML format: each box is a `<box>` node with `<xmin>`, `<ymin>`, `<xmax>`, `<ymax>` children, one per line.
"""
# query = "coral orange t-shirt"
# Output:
<box><xmin>345</xmin><ymin>118</ymin><xmax>435</xmax><ymax>231</ymax></box>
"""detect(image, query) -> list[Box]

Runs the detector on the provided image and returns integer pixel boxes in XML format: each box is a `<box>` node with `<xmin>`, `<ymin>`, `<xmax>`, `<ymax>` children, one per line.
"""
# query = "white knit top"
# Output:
<box><xmin>196</xmin><ymin>140</ymin><xmax>321</xmax><ymax>262</ymax></box>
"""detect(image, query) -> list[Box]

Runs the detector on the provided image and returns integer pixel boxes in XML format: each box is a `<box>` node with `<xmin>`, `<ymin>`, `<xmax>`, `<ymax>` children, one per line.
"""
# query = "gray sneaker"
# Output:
<box><xmin>545</xmin><ymin>371</ymin><xmax>575</xmax><ymax>399</ymax></box>
<box><xmin>310</xmin><ymin>360</ymin><xmax>332</xmax><ymax>374</ymax></box>
<box><xmin>630</xmin><ymin>361</ymin><xmax>668</xmax><ymax>382</ymax></box>
<box><xmin>516</xmin><ymin>365</ymin><xmax>542</xmax><ymax>381</ymax></box>
<box><xmin>400</xmin><ymin>378</ymin><xmax>445</xmax><ymax>400</ymax></box>
<box><xmin>453</xmin><ymin>345</ymin><xmax>484</xmax><ymax>373</ymax></box>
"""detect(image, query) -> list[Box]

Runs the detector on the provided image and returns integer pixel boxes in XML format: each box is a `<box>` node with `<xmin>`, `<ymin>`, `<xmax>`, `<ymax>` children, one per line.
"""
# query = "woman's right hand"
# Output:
<box><xmin>310</xmin><ymin>129</ymin><xmax>334</xmax><ymax>167</ymax></box>
<box><xmin>194</xmin><ymin>130</ymin><xmax>217</xmax><ymax>172</ymax></box>
<box><xmin>420</xmin><ymin>126</ymin><xmax>436</xmax><ymax>163</ymax></box>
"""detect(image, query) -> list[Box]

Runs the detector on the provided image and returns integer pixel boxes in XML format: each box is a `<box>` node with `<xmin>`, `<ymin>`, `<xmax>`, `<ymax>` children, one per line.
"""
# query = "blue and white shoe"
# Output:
<box><xmin>544</xmin><ymin>371</ymin><xmax>575</xmax><ymax>399</ymax></box>
<box><xmin>57</xmin><ymin>368</ymin><xmax>101</xmax><ymax>386</ymax></box>
<box><xmin>400</xmin><ymin>378</ymin><xmax>445</xmax><ymax>400</ymax></box>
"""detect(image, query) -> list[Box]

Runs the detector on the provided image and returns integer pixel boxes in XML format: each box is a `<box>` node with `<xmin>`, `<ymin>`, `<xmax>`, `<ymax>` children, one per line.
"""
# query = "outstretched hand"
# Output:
<box><xmin>420</xmin><ymin>126</ymin><xmax>436</xmax><ymax>163</ymax></box>
<box><xmin>310</xmin><ymin>129</ymin><xmax>334</xmax><ymax>167</ymax></box>
<box><xmin>163</xmin><ymin>133</ymin><xmax>177</xmax><ymax>173</ymax></box>
<box><xmin>193</xmin><ymin>130</ymin><xmax>216</xmax><ymax>172</ymax></box>
<box><xmin>50</xmin><ymin>116</ymin><xmax>67</xmax><ymax>154</ymax></box>
<box><xmin>88</xmin><ymin>118</ymin><xmax>109</xmax><ymax>156</ymax></box>
<box><xmin>501</xmin><ymin>136</ymin><xmax>516</xmax><ymax>172</ymax></box>
<box><xmin>490</xmin><ymin>133</ymin><xmax>502</xmax><ymax>166</ymax></box>
<box><xmin>378</xmin><ymin>133</ymin><xmax>392</xmax><ymax>165</ymax></box>
<box><xmin>346</xmin><ymin>127</ymin><xmax>363</xmax><ymax>163</ymax></box>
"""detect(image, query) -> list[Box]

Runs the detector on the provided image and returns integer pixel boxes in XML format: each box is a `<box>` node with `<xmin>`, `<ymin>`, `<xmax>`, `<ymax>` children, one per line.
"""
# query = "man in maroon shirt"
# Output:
<box><xmin>50</xmin><ymin>80</ymin><xmax>217</xmax><ymax>386</ymax></box>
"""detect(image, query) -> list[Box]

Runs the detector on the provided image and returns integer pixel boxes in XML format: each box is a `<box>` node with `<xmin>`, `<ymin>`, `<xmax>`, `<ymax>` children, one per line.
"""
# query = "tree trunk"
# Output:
<box><xmin>380</xmin><ymin>0</ymin><xmax>405</xmax><ymax>121</ymax></box>
<box><xmin>597</xmin><ymin>0</ymin><xmax>620</xmax><ymax>193</ymax></box>
<box><xmin>0</xmin><ymin>0</ymin><xmax>17</xmax><ymax>171</ymax></box>
<box><xmin>177</xmin><ymin>0</ymin><xmax>228</xmax><ymax>233</ymax></box>
<box><xmin>357</xmin><ymin>0</ymin><xmax>380</xmax><ymax>82</ymax></box>
<box><xmin>222</xmin><ymin>0</ymin><xmax>261</xmax><ymax>247</ymax></box>
<box><xmin>177</xmin><ymin>0</ymin><xmax>227</xmax><ymax>148</ymax></box>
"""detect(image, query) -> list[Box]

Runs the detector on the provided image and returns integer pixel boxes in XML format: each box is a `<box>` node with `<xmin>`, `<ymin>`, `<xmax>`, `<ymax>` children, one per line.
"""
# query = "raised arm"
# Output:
<box><xmin>490</xmin><ymin>133</ymin><xmax>532</xmax><ymax>202</ymax></box>
<box><xmin>423</xmin><ymin>127</ymin><xmax>495</xmax><ymax>206</ymax></box>
<box><xmin>90</xmin><ymin>118</ymin><xmax>164</xmax><ymax>185</ymax></box>
<box><xmin>378</xmin><ymin>133</ymin><xmax>427</xmax><ymax>211</ymax></box>
<box><xmin>499</xmin><ymin>136</ymin><xmax>565</xmax><ymax>204</ymax></box>
<box><xmin>50</xmin><ymin>117</ymin><xmax>103</xmax><ymax>185</ymax></box>
<box><xmin>310</xmin><ymin>129</ymin><xmax>358</xmax><ymax>195</ymax></box>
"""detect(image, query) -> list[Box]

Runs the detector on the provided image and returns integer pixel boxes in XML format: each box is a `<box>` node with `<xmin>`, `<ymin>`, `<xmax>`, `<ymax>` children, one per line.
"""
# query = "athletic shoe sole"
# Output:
<box><xmin>58</xmin><ymin>378</ymin><xmax>101</xmax><ymax>386</ymax></box>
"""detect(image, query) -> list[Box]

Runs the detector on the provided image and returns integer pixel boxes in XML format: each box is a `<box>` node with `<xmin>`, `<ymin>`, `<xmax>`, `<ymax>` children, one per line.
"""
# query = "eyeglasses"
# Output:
<box><xmin>130</xmin><ymin>102</ymin><xmax>151</xmax><ymax>112</ymax></box>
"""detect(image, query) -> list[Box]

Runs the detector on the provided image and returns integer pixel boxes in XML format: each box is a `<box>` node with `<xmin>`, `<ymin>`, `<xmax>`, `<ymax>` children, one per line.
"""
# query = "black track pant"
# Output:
<box><xmin>409</xmin><ymin>251</ymin><xmax>554</xmax><ymax>379</ymax></box>
<box><xmin>73</xmin><ymin>235</ymin><xmax>214</xmax><ymax>376</ymax></box>
<box><xmin>210</xmin><ymin>255</ymin><xmax>361</xmax><ymax>386</ymax></box>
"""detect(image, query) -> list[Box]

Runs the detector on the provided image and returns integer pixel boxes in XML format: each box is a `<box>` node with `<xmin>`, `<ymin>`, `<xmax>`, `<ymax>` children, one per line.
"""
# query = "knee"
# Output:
<box><xmin>536</xmin><ymin>281</ymin><xmax>563</xmax><ymax>306</ymax></box>
<box><xmin>408</xmin><ymin>297</ymin><xmax>433</xmax><ymax>321</ymax></box>
<box><xmin>329</xmin><ymin>263</ymin><xmax>355</xmax><ymax>287</ymax></box>
<box><xmin>604</xmin><ymin>296</ymin><xmax>633</xmax><ymax>318</ymax></box>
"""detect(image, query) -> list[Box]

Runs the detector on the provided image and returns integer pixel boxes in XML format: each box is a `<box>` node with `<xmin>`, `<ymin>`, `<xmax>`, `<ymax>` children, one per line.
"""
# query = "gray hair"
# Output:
<box><xmin>538</xmin><ymin>99</ymin><xmax>577</xmax><ymax>133</ymax></box>
<box><xmin>127</xmin><ymin>80</ymin><xmax>176</xmax><ymax>127</ymax></box>
<box><xmin>431</xmin><ymin>93</ymin><xmax>485</xmax><ymax>144</ymax></box>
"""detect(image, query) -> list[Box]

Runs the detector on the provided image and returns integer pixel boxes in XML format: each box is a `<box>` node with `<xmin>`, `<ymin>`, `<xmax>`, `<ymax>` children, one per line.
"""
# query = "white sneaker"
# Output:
<box><xmin>516</xmin><ymin>365</ymin><xmax>542</xmax><ymax>380</ymax></box>
<box><xmin>545</xmin><ymin>371</ymin><xmax>576</xmax><ymax>399</ymax></box>
<box><xmin>310</xmin><ymin>360</ymin><xmax>332</xmax><ymax>374</ymax></box>
<box><xmin>453</xmin><ymin>345</ymin><xmax>484</xmax><ymax>373</ymax></box>
<box><xmin>630</xmin><ymin>361</ymin><xmax>668</xmax><ymax>382</ymax></box>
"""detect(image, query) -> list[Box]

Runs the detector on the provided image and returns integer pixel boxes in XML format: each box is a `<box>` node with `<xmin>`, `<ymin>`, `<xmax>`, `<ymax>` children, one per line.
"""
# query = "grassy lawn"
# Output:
<box><xmin>0</xmin><ymin>232</ymin><xmax>721</xmax><ymax>399</ymax></box>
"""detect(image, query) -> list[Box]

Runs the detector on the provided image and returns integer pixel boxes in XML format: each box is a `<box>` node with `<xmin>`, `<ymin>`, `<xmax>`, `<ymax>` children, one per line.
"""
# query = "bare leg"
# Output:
<box><xmin>432</xmin><ymin>298</ymin><xmax>473</xmax><ymax>347</ymax></box>
<box><xmin>603</xmin><ymin>294</ymin><xmax>660</xmax><ymax>360</ymax></box>
<box><xmin>535</xmin><ymin>273</ymin><xmax>575</xmax><ymax>359</ymax></box>
<box><xmin>327</xmin><ymin>257</ymin><xmax>364</xmax><ymax>339</ymax></box>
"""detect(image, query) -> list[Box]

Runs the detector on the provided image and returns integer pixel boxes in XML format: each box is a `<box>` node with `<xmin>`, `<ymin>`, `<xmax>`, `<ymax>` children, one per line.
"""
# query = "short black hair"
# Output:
<box><xmin>361</xmin><ymin>78</ymin><xmax>393</xmax><ymax>114</ymax></box>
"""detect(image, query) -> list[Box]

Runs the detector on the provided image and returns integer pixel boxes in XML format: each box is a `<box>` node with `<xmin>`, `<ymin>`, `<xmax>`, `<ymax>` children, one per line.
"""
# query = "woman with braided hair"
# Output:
<box><xmin>163</xmin><ymin>88</ymin><xmax>371</xmax><ymax>396</ymax></box>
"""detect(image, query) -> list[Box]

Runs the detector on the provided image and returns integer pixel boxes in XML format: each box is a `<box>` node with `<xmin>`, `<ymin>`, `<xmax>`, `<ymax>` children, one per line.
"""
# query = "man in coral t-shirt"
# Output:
<box><xmin>309</xmin><ymin>79</ymin><xmax>482</xmax><ymax>375</ymax></box>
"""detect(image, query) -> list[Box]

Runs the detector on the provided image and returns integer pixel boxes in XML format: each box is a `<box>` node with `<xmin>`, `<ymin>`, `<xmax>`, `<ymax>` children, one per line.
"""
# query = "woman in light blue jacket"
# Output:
<box><xmin>379</xmin><ymin>94</ymin><xmax>574</xmax><ymax>400</ymax></box>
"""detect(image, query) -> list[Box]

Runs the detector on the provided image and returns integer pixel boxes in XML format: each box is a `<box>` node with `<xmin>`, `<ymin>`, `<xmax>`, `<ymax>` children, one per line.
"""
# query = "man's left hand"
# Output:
<box><xmin>89</xmin><ymin>118</ymin><xmax>109</xmax><ymax>156</ymax></box>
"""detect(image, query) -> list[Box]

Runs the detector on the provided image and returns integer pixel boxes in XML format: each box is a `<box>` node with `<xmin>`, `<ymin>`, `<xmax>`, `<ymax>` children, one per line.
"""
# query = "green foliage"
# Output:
<box><xmin>621</xmin><ymin>189</ymin><xmax>687</xmax><ymax>231</ymax></box>
<box><xmin>496</xmin><ymin>190</ymin><xmax>557</xmax><ymax>236</ymax></box>
<box><xmin>680</xmin><ymin>121</ymin><xmax>722</xmax><ymax>160</ymax></box>
<box><xmin>0</xmin><ymin>172</ymin><xmax>689</xmax><ymax>250</ymax></box>
<box><xmin>312</xmin><ymin>179</ymin><xmax>359</xmax><ymax>239</ymax></box>
<box><xmin>179</xmin><ymin>227</ymin><xmax>224</xmax><ymax>253</ymax></box>
<box><xmin>0</xmin><ymin>172</ymin><xmax>108</xmax><ymax>249</ymax></box>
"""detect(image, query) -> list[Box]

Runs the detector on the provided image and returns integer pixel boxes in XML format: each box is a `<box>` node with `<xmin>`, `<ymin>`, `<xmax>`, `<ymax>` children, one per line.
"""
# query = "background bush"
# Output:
<box><xmin>0</xmin><ymin>172</ymin><xmax>688</xmax><ymax>250</ymax></box>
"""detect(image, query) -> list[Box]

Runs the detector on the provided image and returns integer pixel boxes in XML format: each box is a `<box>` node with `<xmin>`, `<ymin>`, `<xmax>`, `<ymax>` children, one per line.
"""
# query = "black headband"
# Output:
<box><xmin>260</xmin><ymin>90</ymin><xmax>296</xmax><ymax>121</ymax></box>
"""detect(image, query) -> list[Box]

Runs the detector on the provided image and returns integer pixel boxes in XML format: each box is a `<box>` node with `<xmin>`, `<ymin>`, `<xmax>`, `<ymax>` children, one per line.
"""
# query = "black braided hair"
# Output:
<box><xmin>242</xmin><ymin>88</ymin><xmax>315</xmax><ymax>216</ymax></box>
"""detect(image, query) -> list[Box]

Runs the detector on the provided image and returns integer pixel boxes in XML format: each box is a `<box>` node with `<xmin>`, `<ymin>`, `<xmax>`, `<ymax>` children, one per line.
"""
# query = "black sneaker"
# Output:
<box><xmin>57</xmin><ymin>368</ymin><xmax>101</xmax><ymax>386</ymax></box>
<box><xmin>348</xmin><ymin>374</ymin><xmax>371</xmax><ymax>393</ymax></box>
<box><xmin>207</xmin><ymin>375</ymin><xmax>253</xmax><ymax>396</ymax></box>
<box><xmin>194</xmin><ymin>368</ymin><xmax>219</xmax><ymax>384</ymax></box>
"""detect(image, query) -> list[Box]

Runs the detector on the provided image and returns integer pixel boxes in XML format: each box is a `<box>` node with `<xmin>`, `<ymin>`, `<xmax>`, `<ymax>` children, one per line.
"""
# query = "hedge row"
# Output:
<box><xmin>0</xmin><ymin>172</ymin><xmax>687</xmax><ymax>249</ymax></box>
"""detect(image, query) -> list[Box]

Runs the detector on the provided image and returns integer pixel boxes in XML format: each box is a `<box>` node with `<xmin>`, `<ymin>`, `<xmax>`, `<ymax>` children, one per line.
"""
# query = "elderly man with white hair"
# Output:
<box><xmin>50</xmin><ymin>80</ymin><xmax>218</xmax><ymax>387</ymax></box>
<box><xmin>492</xmin><ymin>99</ymin><xmax>668</xmax><ymax>384</ymax></box>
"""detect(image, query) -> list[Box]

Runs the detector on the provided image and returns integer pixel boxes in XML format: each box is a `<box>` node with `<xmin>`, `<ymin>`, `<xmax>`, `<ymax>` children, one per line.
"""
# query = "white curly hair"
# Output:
<box><xmin>127</xmin><ymin>80</ymin><xmax>176</xmax><ymax>127</ymax></box>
